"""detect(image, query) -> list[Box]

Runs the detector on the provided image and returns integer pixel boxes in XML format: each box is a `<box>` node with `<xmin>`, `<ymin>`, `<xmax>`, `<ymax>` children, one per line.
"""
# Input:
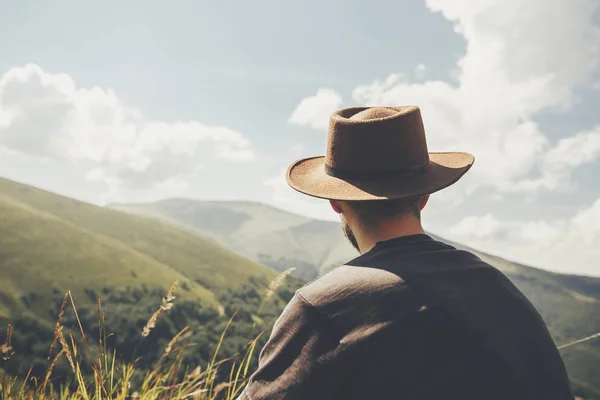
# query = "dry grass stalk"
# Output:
<box><xmin>165</xmin><ymin>326</ymin><xmax>191</xmax><ymax>355</ymax></box>
<box><xmin>264</xmin><ymin>268</ymin><xmax>296</xmax><ymax>301</ymax></box>
<box><xmin>97</xmin><ymin>293</ymin><xmax>104</xmax><ymax>337</ymax></box>
<box><xmin>165</xmin><ymin>281</ymin><xmax>178</xmax><ymax>304</ymax></box>
<box><xmin>57</xmin><ymin>325</ymin><xmax>75</xmax><ymax>372</ymax></box>
<box><xmin>41</xmin><ymin>348</ymin><xmax>66</xmax><ymax>390</ymax></box>
<box><xmin>214</xmin><ymin>381</ymin><xmax>231</xmax><ymax>397</ymax></box>
<box><xmin>48</xmin><ymin>292</ymin><xmax>69</xmax><ymax>360</ymax></box>
<box><xmin>142</xmin><ymin>281</ymin><xmax>178</xmax><ymax>337</ymax></box>
<box><xmin>142</xmin><ymin>308</ymin><xmax>162</xmax><ymax>337</ymax></box>
<box><xmin>558</xmin><ymin>331</ymin><xmax>600</xmax><ymax>350</ymax></box>
<box><xmin>96</xmin><ymin>293</ymin><xmax>106</xmax><ymax>378</ymax></box>
<box><xmin>1</xmin><ymin>323</ymin><xmax>14</xmax><ymax>360</ymax></box>
<box><xmin>67</xmin><ymin>290</ymin><xmax>106</xmax><ymax>398</ymax></box>
<box><xmin>186</xmin><ymin>366</ymin><xmax>202</xmax><ymax>381</ymax></box>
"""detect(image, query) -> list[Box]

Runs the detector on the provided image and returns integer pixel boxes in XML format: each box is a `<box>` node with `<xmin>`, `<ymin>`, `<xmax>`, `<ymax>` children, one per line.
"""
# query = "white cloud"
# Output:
<box><xmin>0</xmin><ymin>64</ymin><xmax>255</xmax><ymax>197</ymax></box>
<box><xmin>450</xmin><ymin>214</ymin><xmax>505</xmax><ymax>240</ymax></box>
<box><xmin>519</xmin><ymin>221</ymin><xmax>563</xmax><ymax>244</ymax></box>
<box><xmin>350</xmin><ymin>0</ymin><xmax>600</xmax><ymax>197</ymax></box>
<box><xmin>510</xmin><ymin>127</ymin><xmax>600</xmax><ymax>192</ymax></box>
<box><xmin>570</xmin><ymin>199</ymin><xmax>600</xmax><ymax>246</ymax></box>
<box><xmin>288</xmin><ymin>88</ymin><xmax>343</xmax><ymax>131</ymax></box>
<box><xmin>448</xmin><ymin>199</ymin><xmax>600</xmax><ymax>276</ymax></box>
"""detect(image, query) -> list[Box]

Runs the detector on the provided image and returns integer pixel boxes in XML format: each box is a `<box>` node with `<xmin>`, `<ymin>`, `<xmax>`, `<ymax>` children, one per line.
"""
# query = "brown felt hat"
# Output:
<box><xmin>286</xmin><ymin>106</ymin><xmax>474</xmax><ymax>201</ymax></box>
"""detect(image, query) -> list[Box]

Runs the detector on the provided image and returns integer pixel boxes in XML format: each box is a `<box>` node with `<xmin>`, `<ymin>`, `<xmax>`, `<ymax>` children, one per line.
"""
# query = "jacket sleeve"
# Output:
<box><xmin>237</xmin><ymin>292</ymin><xmax>346</xmax><ymax>400</ymax></box>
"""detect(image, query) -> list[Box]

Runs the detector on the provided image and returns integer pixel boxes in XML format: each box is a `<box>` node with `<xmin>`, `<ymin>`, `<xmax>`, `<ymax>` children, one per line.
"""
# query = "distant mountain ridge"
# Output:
<box><xmin>111</xmin><ymin>197</ymin><xmax>600</xmax><ymax>396</ymax></box>
<box><xmin>111</xmin><ymin>199</ymin><xmax>357</xmax><ymax>281</ymax></box>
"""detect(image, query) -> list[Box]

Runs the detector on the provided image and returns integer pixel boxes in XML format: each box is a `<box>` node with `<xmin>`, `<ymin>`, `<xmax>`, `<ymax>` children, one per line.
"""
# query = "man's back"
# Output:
<box><xmin>241</xmin><ymin>234</ymin><xmax>573</xmax><ymax>399</ymax></box>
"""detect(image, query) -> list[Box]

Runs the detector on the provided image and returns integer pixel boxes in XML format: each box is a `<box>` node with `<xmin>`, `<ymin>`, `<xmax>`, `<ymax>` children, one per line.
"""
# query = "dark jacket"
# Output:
<box><xmin>240</xmin><ymin>234</ymin><xmax>574</xmax><ymax>399</ymax></box>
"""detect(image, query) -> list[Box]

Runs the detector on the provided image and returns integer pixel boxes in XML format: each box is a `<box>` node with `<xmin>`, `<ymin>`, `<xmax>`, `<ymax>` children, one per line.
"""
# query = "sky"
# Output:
<box><xmin>0</xmin><ymin>0</ymin><xmax>599</xmax><ymax>276</ymax></box>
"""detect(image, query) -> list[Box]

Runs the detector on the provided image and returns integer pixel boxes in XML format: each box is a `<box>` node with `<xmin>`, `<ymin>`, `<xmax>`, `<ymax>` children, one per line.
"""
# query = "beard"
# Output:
<box><xmin>341</xmin><ymin>214</ymin><xmax>360</xmax><ymax>252</ymax></box>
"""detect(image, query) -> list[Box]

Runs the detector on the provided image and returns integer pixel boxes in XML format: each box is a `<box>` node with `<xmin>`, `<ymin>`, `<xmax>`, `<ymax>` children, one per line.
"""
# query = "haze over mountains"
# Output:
<box><xmin>112</xmin><ymin>197</ymin><xmax>600</xmax><ymax>395</ymax></box>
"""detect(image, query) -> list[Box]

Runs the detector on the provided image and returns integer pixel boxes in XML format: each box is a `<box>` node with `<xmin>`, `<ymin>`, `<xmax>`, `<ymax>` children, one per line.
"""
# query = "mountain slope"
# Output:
<box><xmin>112</xmin><ymin>198</ymin><xmax>600</xmax><ymax>395</ymax></box>
<box><xmin>0</xmin><ymin>179</ymin><xmax>276</xmax><ymax>293</ymax></box>
<box><xmin>0</xmin><ymin>178</ymin><xmax>281</xmax><ymax>323</ymax></box>
<box><xmin>111</xmin><ymin>199</ymin><xmax>356</xmax><ymax>280</ymax></box>
<box><xmin>0</xmin><ymin>194</ymin><xmax>218</xmax><ymax>314</ymax></box>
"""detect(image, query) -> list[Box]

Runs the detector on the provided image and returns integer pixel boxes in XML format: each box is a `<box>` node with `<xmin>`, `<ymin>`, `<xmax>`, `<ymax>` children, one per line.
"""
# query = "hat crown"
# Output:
<box><xmin>325</xmin><ymin>106</ymin><xmax>430</xmax><ymax>178</ymax></box>
<box><xmin>349</xmin><ymin>107</ymin><xmax>398</xmax><ymax>121</ymax></box>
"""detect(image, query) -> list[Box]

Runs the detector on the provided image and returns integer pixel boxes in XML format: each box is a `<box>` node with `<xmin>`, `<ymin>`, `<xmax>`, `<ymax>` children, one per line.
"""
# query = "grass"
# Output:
<box><xmin>0</xmin><ymin>270</ymin><xmax>296</xmax><ymax>400</ymax></box>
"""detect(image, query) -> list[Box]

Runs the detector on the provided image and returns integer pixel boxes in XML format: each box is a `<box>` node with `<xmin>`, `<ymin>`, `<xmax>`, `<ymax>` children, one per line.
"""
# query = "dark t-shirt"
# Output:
<box><xmin>239</xmin><ymin>234</ymin><xmax>574</xmax><ymax>399</ymax></box>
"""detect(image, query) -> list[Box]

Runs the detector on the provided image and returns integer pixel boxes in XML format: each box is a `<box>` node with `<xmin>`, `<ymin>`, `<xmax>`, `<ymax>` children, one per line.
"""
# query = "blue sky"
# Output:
<box><xmin>1</xmin><ymin>0</ymin><xmax>599</xmax><ymax>276</ymax></box>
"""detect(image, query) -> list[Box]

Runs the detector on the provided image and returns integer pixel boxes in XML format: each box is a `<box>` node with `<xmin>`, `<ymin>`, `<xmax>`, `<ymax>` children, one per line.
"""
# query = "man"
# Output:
<box><xmin>239</xmin><ymin>106</ymin><xmax>573</xmax><ymax>399</ymax></box>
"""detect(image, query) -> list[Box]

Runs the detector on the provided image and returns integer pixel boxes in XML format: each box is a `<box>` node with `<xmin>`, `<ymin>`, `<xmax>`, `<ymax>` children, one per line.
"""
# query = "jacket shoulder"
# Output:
<box><xmin>298</xmin><ymin>264</ymin><xmax>407</xmax><ymax>306</ymax></box>
<box><xmin>296</xmin><ymin>265</ymin><xmax>421</xmax><ymax>336</ymax></box>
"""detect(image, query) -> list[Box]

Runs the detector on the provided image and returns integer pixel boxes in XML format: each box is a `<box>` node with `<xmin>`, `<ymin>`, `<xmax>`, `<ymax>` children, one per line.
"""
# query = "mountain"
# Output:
<box><xmin>0</xmin><ymin>178</ymin><xmax>295</xmax><ymax>379</ymax></box>
<box><xmin>112</xmin><ymin>198</ymin><xmax>600</xmax><ymax>396</ymax></box>
<box><xmin>0</xmin><ymin>179</ymin><xmax>279</xmax><ymax>311</ymax></box>
<box><xmin>111</xmin><ymin>199</ymin><xmax>357</xmax><ymax>281</ymax></box>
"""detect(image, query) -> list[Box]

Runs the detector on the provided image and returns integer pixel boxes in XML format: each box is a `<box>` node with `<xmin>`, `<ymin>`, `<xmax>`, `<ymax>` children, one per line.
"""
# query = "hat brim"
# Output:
<box><xmin>286</xmin><ymin>152</ymin><xmax>475</xmax><ymax>201</ymax></box>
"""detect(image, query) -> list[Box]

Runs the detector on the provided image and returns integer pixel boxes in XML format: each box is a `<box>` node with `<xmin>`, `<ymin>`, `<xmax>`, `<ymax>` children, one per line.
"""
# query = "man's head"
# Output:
<box><xmin>330</xmin><ymin>195</ymin><xmax>430</xmax><ymax>252</ymax></box>
<box><xmin>284</xmin><ymin>106</ymin><xmax>473</xmax><ymax>250</ymax></box>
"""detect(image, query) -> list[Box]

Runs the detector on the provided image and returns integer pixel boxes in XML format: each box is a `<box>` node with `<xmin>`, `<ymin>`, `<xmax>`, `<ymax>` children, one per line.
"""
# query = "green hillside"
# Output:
<box><xmin>113</xmin><ymin>198</ymin><xmax>600</xmax><ymax>396</ymax></box>
<box><xmin>0</xmin><ymin>179</ymin><xmax>276</xmax><ymax>293</ymax></box>
<box><xmin>0</xmin><ymin>194</ymin><xmax>216</xmax><ymax>312</ymax></box>
<box><xmin>0</xmin><ymin>177</ymin><xmax>296</xmax><ymax>382</ymax></box>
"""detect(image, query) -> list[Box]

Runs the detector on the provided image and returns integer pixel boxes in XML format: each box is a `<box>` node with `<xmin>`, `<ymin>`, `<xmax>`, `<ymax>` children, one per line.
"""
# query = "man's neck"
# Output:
<box><xmin>356</xmin><ymin>217</ymin><xmax>425</xmax><ymax>254</ymax></box>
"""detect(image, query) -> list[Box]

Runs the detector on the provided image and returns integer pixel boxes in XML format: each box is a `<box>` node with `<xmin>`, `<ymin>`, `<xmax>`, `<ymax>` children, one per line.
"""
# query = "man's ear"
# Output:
<box><xmin>419</xmin><ymin>195</ymin><xmax>430</xmax><ymax>211</ymax></box>
<box><xmin>329</xmin><ymin>199</ymin><xmax>343</xmax><ymax>214</ymax></box>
